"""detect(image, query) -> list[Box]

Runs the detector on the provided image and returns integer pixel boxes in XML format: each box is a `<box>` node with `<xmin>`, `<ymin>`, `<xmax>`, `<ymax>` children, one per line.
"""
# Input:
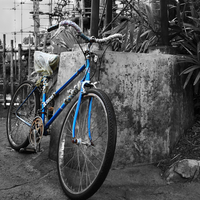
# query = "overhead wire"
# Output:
<box><xmin>2</xmin><ymin>0</ymin><xmax>64</xmax><ymax>45</ymax></box>
<box><xmin>15</xmin><ymin>0</ymin><xmax>51</xmax><ymax>39</ymax></box>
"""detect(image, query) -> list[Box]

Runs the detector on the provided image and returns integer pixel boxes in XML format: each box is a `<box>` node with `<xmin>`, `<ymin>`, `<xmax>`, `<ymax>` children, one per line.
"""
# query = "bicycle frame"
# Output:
<box><xmin>7</xmin><ymin>21</ymin><xmax>121</xmax><ymax>199</ymax></box>
<box><xmin>16</xmin><ymin>55</ymin><xmax>92</xmax><ymax>140</ymax></box>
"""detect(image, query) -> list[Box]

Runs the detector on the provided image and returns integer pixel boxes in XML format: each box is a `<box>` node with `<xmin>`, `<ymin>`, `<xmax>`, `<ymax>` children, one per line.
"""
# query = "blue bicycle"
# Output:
<box><xmin>6</xmin><ymin>20</ymin><xmax>122</xmax><ymax>200</ymax></box>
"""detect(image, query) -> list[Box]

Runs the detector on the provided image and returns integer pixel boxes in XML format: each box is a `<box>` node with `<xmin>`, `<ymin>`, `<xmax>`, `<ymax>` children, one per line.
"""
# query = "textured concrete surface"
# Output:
<box><xmin>1</xmin><ymin>107</ymin><xmax>200</xmax><ymax>200</ymax></box>
<box><xmin>49</xmin><ymin>50</ymin><xmax>193</xmax><ymax>167</ymax></box>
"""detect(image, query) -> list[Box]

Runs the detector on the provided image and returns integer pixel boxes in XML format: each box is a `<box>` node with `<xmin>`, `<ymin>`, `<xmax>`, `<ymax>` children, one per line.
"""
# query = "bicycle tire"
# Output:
<box><xmin>57</xmin><ymin>88</ymin><xmax>117</xmax><ymax>200</ymax></box>
<box><xmin>6</xmin><ymin>81</ymin><xmax>40</xmax><ymax>151</ymax></box>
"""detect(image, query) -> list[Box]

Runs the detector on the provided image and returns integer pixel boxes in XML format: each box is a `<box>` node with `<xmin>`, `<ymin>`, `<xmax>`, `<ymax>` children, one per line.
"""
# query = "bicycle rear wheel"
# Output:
<box><xmin>6</xmin><ymin>81</ymin><xmax>40</xmax><ymax>151</ymax></box>
<box><xmin>57</xmin><ymin>88</ymin><xmax>117</xmax><ymax>200</ymax></box>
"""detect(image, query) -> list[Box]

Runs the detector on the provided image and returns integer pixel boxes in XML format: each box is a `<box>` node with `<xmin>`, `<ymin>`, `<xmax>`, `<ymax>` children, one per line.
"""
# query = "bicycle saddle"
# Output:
<box><xmin>34</xmin><ymin>51</ymin><xmax>60</xmax><ymax>75</ymax></box>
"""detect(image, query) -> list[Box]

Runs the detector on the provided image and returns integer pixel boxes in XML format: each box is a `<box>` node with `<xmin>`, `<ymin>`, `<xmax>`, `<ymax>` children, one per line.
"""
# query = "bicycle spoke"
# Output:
<box><xmin>57</xmin><ymin>89</ymin><xmax>117</xmax><ymax>199</ymax></box>
<box><xmin>7</xmin><ymin>81</ymin><xmax>40</xmax><ymax>151</ymax></box>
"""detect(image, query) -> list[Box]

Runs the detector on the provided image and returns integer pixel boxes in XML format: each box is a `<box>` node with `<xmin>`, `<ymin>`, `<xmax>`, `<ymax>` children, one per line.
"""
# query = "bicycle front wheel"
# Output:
<box><xmin>6</xmin><ymin>81</ymin><xmax>40</xmax><ymax>151</ymax></box>
<box><xmin>57</xmin><ymin>88</ymin><xmax>117</xmax><ymax>200</ymax></box>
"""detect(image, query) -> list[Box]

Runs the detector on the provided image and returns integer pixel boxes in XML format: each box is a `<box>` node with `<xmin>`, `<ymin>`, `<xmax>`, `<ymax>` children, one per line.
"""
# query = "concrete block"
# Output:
<box><xmin>49</xmin><ymin>50</ymin><xmax>193</xmax><ymax>168</ymax></box>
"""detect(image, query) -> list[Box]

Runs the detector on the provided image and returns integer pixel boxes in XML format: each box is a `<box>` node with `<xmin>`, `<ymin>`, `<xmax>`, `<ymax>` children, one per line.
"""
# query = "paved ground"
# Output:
<box><xmin>1</xmin><ymin>105</ymin><xmax>200</xmax><ymax>200</ymax></box>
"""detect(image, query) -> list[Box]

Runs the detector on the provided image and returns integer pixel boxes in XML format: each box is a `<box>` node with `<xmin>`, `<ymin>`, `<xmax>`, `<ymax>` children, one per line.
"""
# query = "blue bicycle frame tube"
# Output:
<box><xmin>42</xmin><ymin>93</ymin><xmax>46</xmax><ymax>124</ymax></box>
<box><xmin>44</xmin><ymin>64</ymin><xmax>86</xmax><ymax>131</ymax></box>
<box><xmin>87</xmin><ymin>97</ymin><xmax>93</xmax><ymax>141</ymax></box>
<box><xmin>45</xmin><ymin>102</ymin><xmax>66</xmax><ymax>132</ymax></box>
<box><xmin>85</xmin><ymin>59</ymin><xmax>90</xmax><ymax>81</ymax></box>
<box><xmin>55</xmin><ymin>64</ymin><xmax>86</xmax><ymax>95</ymax></box>
<box><xmin>72</xmin><ymin>90</ymin><xmax>83</xmax><ymax>138</ymax></box>
<box><xmin>72</xmin><ymin>58</ymin><xmax>90</xmax><ymax>139</ymax></box>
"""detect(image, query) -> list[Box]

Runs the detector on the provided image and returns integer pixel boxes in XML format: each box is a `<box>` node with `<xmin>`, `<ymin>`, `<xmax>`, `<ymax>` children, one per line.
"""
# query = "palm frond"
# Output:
<box><xmin>184</xmin><ymin>71</ymin><xmax>193</xmax><ymax>88</ymax></box>
<box><xmin>193</xmin><ymin>71</ymin><xmax>200</xmax><ymax>85</ymax></box>
<box><xmin>181</xmin><ymin>42</ymin><xmax>197</xmax><ymax>56</ymax></box>
<box><xmin>178</xmin><ymin>56</ymin><xmax>199</xmax><ymax>64</ymax></box>
<box><xmin>180</xmin><ymin>65</ymin><xmax>200</xmax><ymax>75</ymax></box>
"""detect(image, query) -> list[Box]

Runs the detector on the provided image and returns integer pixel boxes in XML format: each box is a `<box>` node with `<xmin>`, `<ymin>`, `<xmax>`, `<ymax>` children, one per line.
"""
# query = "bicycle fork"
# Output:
<box><xmin>71</xmin><ymin>87</ymin><xmax>93</xmax><ymax>146</ymax></box>
<box><xmin>71</xmin><ymin>57</ymin><xmax>94</xmax><ymax>146</ymax></box>
<box><xmin>42</xmin><ymin>77</ymin><xmax>94</xmax><ymax>145</ymax></box>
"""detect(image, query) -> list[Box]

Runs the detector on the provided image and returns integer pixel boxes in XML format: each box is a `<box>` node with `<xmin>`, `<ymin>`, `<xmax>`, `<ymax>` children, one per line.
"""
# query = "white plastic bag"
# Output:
<box><xmin>34</xmin><ymin>51</ymin><xmax>59</xmax><ymax>76</ymax></box>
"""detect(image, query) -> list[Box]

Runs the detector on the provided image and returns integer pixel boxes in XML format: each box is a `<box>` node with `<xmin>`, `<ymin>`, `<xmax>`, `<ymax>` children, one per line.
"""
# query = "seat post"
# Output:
<box><xmin>41</xmin><ymin>76</ymin><xmax>49</xmax><ymax>124</ymax></box>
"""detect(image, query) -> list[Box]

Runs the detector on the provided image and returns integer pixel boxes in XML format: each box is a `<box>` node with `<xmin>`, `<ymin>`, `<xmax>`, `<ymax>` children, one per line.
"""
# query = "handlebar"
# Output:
<box><xmin>47</xmin><ymin>24</ymin><xmax>59</xmax><ymax>32</ymax></box>
<box><xmin>47</xmin><ymin>20</ymin><xmax>122</xmax><ymax>44</ymax></box>
<box><xmin>94</xmin><ymin>34</ymin><xmax>122</xmax><ymax>43</ymax></box>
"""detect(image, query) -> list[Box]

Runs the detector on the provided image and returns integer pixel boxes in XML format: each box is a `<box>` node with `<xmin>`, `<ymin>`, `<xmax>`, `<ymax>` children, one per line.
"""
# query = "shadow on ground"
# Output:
<box><xmin>1</xmin><ymin>105</ymin><xmax>200</xmax><ymax>200</ymax></box>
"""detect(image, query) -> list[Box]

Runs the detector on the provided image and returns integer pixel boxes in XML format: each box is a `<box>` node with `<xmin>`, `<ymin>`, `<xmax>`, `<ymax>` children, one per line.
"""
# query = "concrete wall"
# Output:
<box><xmin>49</xmin><ymin>50</ymin><xmax>194</xmax><ymax>168</ymax></box>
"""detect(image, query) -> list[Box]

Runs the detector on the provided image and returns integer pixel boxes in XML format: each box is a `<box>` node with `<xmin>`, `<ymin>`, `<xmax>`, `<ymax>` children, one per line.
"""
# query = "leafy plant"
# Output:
<box><xmin>172</xmin><ymin>0</ymin><xmax>200</xmax><ymax>90</ymax></box>
<box><xmin>101</xmin><ymin>0</ymin><xmax>161</xmax><ymax>52</ymax></box>
<box><xmin>103</xmin><ymin>0</ymin><xmax>200</xmax><ymax>91</ymax></box>
<box><xmin>179</xmin><ymin>41</ymin><xmax>200</xmax><ymax>89</ymax></box>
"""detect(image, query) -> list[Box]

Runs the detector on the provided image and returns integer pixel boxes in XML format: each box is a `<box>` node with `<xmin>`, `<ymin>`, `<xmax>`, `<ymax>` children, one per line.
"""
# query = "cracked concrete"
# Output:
<box><xmin>1</xmin><ymin>106</ymin><xmax>200</xmax><ymax>200</ymax></box>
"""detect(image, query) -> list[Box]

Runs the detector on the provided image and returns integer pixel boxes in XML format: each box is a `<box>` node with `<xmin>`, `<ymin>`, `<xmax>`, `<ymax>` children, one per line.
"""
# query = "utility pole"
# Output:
<box><xmin>49</xmin><ymin>0</ymin><xmax>53</xmax><ymax>26</ymax></box>
<box><xmin>160</xmin><ymin>0</ymin><xmax>169</xmax><ymax>45</ymax></box>
<box><xmin>31</xmin><ymin>0</ymin><xmax>42</xmax><ymax>49</ymax></box>
<box><xmin>80</xmin><ymin>0</ymin><xmax>85</xmax><ymax>30</ymax></box>
<box><xmin>105</xmin><ymin>0</ymin><xmax>112</xmax><ymax>32</ymax></box>
<box><xmin>20</xmin><ymin>1</ymin><xmax>24</xmax><ymax>43</ymax></box>
<box><xmin>90</xmin><ymin>0</ymin><xmax>99</xmax><ymax>37</ymax></box>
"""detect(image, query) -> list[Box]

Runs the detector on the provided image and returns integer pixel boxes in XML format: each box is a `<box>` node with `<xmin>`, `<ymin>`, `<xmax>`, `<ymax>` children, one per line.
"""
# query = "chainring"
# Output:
<box><xmin>29</xmin><ymin>116</ymin><xmax>44</xmax><ymax>149</ymax></box>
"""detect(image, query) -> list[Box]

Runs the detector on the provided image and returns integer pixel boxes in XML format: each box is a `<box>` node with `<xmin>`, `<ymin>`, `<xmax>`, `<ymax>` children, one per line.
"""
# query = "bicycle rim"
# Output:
<box><xmin>57</xmin><ymin>89</ymin><xmax>117</xmax><ymax>200</ymax></box>
<box><xmin>6</xmin><ymin>81</ymin><xmax>40</xmax><ymax>151</ymax></box>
